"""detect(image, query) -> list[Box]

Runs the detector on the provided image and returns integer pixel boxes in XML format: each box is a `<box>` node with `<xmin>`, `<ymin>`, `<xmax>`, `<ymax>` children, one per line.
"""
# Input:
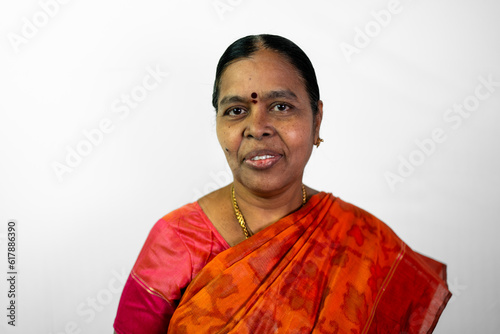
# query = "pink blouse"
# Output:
<box><xmin>113</xmin><ymin>202</ymin><xmax>230</xmax><ymax>333</ymax></box>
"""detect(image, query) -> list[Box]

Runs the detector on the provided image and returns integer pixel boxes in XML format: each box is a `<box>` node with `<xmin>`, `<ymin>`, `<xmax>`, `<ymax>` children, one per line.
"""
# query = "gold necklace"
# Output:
<box><xmin>231</xmin><ymin>184</ymin><xmax>307</xmax><ymax>239</ymax></box>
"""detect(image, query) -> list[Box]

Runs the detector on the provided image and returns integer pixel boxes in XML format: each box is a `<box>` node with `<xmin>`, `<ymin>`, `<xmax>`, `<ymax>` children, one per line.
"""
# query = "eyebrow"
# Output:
<box><xmin>263</xmin><ymin>89</ymin><xmax>298</xmax><ymax>101</ymax></box>
<box><xmin>219</xmin><ymin>95</ymin><xmax>247</xmax><ymax>106</ymax></box>
<box><xmin>219</xmin><ymin>89</ymin><xmax>298</xmax><ymax>107</ymax></box>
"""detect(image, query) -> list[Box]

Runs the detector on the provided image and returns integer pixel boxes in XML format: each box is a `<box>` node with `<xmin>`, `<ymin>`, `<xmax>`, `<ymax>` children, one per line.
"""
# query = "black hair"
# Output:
<box><xmin>212</xmin><ymin>34</ymin><xmax>320</xmax><ymax>114</ymax></box>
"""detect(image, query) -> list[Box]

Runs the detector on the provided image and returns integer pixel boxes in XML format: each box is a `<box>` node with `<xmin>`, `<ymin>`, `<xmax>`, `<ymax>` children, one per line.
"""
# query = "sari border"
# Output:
<box><xmin>131</xmin><ymin>270</ymin><xmax>176</xmax><ymax>307</ymax></box>
<box><xmin>421</xmin><ymin>271</ymin><xmax>453</xmax><ymax>333</ymax></box>
<box><xmin>361</xmin><ymin>241</ymin><xmax>407</xmax><ymax>334</ymax></box>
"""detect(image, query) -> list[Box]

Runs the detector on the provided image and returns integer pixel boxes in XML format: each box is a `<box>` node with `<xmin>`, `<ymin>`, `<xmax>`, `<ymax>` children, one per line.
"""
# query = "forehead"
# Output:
<box><xmin>218</xmin><ymin>49</ymin><xmax>307</xmax><ymax>99</ymax></box>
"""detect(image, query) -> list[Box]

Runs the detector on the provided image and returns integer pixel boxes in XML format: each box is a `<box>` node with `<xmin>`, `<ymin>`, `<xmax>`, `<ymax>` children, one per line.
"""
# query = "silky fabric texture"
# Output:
<box><xmin>114</xmin><ymin>202</ymin><xmax>230</xmax><ymax>333</ymax></box>
<box><xmin>167</xmin><ymin>193</ymin><xmax>451</xmax><ymax>333</ymax></box>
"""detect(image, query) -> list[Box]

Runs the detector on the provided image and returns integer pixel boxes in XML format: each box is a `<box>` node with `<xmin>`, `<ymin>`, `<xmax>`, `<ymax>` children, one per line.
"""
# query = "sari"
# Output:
<box><xmin>114</xmin><ymin>192</ymin><xmax>451</xmax><ymax>333</ymax></box>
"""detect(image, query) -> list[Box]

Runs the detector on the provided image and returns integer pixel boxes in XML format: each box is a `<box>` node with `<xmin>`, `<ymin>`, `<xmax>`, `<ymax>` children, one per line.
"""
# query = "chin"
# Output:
<box><xmin>237</xmin><ymin>176</ymin><xmax>291</xmax><ymax>194</ymax></box>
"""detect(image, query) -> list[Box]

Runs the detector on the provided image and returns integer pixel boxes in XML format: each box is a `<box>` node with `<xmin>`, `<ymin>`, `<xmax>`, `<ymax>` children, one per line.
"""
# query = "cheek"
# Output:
<box><xmin>217</xmin><ymin>126</ymin><xmax>239</xmax><ymax>153</ymax></box>
<box><xmin>284</xmin><ymin>123</ymin><xmax>313</xmax><ymax>149</ymax></box>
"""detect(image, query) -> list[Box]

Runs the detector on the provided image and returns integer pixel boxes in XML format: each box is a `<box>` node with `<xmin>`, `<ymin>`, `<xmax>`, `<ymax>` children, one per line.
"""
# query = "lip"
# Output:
<box><xmin>243</xmin><ymin>149</ymin><xmax>283</xmax><ymax>170</ymax></box>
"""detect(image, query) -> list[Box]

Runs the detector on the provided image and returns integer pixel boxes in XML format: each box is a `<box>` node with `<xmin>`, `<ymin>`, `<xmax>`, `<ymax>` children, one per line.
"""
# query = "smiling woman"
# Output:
<box><xmin>113</xmin><ymin>34</ymin><xmax>451</xmax><ymax>333</ymax></box>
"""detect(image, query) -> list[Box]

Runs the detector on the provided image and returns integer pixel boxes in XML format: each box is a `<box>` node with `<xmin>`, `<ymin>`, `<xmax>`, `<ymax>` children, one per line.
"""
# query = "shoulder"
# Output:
<box><xmin>154</xmin><ymin>202</ymin><xmax>205</xmax><ymax>229</ymax></box>
<box><xmin>332</xmin><ymin>196</ymin><xmax>377</xmax><ymax>220</ymax></box>
<box><xmin>136</xmin><ymin>201</ymin><xmax>227</xmax><ymax>267</ymax></box>
<box><xmin>330</xmin><ymin>196</ymin><xmax>384</xmax><ymax>226</ymax></box>
<box><xmin>325</xmin><ymin>195</ymin><xmax>403</xmax><ymax>246</ymax></box>
<box><xmin>136</xmin><ymin>203</ymin><xmax>205</xmax><ymax>261</ymax></box>
<box><xmin>132</xmin><ymin>202</ymin><xmax>229</xmax><ymax>293</ymax></box>
<box><xmin>147</xmin><ymin>202</ymin><xmax>218</xmax><ymax>243</ymax></box>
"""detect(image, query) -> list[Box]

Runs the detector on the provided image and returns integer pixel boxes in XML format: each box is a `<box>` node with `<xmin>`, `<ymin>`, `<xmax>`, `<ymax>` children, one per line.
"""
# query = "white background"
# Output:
<box><xmin>1</xmin><ymin>0</ymin><xmax>499</xmax><ymax>333</ymax></box>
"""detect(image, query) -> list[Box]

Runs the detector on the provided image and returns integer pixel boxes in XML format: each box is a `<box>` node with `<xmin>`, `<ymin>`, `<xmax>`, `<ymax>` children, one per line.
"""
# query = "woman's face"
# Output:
<box><xmin>216</xmin><ymin>49</ymin><xmax>322</xmax><ymax>194</ymax></box>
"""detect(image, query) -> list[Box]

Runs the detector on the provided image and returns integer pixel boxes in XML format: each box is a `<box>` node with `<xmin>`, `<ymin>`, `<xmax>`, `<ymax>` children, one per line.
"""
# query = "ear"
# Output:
<box><xmin>314</xmin><ymin>100</ymin><xmax>324</xmax><ymax>140</ymax></box>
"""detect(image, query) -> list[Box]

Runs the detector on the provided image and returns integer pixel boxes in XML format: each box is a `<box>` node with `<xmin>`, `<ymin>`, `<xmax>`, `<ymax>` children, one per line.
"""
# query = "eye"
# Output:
<box><xmin>271</xmin><ymin>103</ymin><xmax>292</xmax><ymax>113</ymax></box>
<box><xmin>224</xmin><ymin>107</ymin><xmax>247</xmax><ymax>116</ymax></box>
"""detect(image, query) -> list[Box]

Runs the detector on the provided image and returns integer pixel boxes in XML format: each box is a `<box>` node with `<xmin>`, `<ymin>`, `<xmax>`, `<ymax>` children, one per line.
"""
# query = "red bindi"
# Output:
<box><xmin>251</xmin><ymin>92</ymin><xmax>258</xmax><ymax>104</ymax></box>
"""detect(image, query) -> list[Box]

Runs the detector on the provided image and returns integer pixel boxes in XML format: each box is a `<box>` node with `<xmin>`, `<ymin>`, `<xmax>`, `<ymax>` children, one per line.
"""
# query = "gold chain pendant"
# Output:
<box><xmin>231</xmin><ymin>184</ymin><xmax>307</xmax><ymax>239</ymax></box>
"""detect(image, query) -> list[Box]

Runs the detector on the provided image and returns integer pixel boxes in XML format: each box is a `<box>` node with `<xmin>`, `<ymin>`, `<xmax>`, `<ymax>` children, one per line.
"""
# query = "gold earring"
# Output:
<box><xmin>315</xmin><ymin>138</ymin><xmax>324</xmax><ymax>148</ymax></box>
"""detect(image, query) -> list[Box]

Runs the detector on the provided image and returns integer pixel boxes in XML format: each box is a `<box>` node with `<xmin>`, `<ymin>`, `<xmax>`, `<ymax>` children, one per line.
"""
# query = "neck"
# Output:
<box><xmin>232</xmin><ymin>180</ymin><xmax>306</xmax><ymax>234</ymax></box>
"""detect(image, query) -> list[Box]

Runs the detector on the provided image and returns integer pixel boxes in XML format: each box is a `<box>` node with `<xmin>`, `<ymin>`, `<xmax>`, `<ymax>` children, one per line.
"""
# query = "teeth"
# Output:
<box><xmin>251</xmin><ymin>155</ymin><xmax>274</xmax><ymax>161</ymax></box>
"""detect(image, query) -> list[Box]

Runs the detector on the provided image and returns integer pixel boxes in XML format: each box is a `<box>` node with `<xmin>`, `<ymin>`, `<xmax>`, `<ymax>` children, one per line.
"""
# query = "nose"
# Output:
<box><xmin>243</xmin><ymin>107</ymin><xmax>276</xmax><ymax>140</ymax></box>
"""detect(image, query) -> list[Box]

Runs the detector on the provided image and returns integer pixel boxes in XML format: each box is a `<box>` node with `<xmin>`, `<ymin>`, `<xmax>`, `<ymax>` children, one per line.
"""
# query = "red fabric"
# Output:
<box><xmin>366</xmin><ymin>251</ymin><xmax>451</xmax><ymax>333</ymax></box>
<box><xmin>114</xmin><ymin>193</ymin><xmax>451</xmax><ymax>333</ymax></box>
<box><xmin>113</xmin><ymin>202</ymin><xmax>229</xmax><ymax>333</ymax></box>
<box><xmin>113</xmin><ymin>274</ymin><xmax>176</xmax><ymax>334</ymax></box>
<box><xmin>168</xmin><ymin>193</ymin><xmax>451</xmax><ymax>333</ymax></box>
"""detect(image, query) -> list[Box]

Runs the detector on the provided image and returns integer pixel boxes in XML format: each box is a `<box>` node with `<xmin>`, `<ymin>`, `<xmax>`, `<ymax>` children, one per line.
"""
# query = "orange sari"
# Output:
<box><xmin>168</xmin><ymin>193</ymin><xmax>451</xmax><ymax>333</ymax></box>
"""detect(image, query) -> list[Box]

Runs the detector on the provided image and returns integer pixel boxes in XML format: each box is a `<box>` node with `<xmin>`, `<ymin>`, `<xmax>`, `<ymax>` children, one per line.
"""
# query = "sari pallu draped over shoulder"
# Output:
<box><xmin>168</xmin><ymin>193</ymin><xmax>451</xmax><ymax>333</ymax></box>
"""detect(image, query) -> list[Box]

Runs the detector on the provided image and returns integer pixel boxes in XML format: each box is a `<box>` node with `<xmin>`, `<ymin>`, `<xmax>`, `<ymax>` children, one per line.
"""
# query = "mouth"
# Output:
<box><xmin>243</xmin><ymin>150</ymin><xmax>283</xmax><ymax>170</ymax></box>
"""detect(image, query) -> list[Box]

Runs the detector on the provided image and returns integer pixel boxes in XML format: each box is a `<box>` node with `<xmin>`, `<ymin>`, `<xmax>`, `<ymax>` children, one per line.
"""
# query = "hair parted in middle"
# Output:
<box><xmin>212</xmin><ymin>34</ymin><xmax>320</xmax><ymax>115</ymax></box>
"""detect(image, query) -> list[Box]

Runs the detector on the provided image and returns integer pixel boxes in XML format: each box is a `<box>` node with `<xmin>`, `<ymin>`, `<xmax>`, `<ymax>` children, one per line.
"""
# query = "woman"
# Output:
<box><xmin>114</xmin><ymin>34</ymin><xmax>451</xmax><ymax>333</ymax></box>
